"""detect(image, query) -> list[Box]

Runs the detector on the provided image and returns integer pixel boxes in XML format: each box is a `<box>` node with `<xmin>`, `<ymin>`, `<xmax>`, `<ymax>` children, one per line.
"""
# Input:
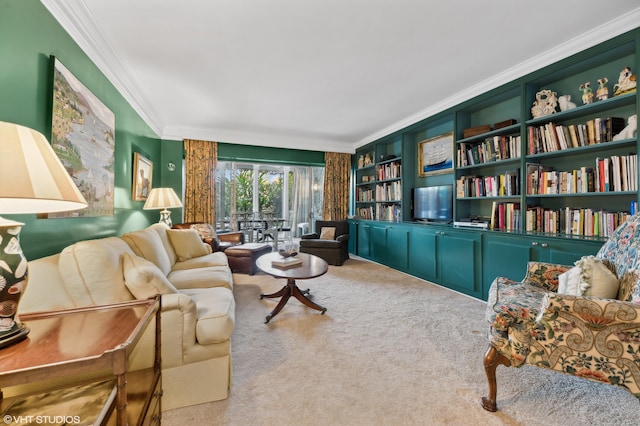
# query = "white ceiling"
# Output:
<box><xmin>42</xmin><ymin>1</ymin><xmax>640</xmax><ymax>153</ymax></box>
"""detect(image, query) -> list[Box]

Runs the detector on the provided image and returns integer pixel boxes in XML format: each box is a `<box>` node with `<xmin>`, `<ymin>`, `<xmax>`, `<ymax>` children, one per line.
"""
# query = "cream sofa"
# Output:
<box><xmin>18</xmin><ymin>223</ymin><xmax>235</xmax><ymax>410</ymax></box>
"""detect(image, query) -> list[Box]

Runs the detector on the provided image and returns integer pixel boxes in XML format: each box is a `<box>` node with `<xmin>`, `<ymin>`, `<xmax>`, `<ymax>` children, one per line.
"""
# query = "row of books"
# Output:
<box><xmin>489</xmin><ymin>202</ymin><xmax>521</xmax><ymax>231</ymax></box>
<box><xmin>457</xmin><ymin>135</ymin><xmax>521</xmax><ymax>167</ymax></box>
<box><xmin>376</xmin><ymin>204</ymin><xmax>402</xmax><ymax>222</ymax></box>
<box><xmin>356</xmin><ymin>187</ymin><xmax>374</xmax><ymax>202</ymax></box>
<box><xmin>488</xmin><ymin>201</ymin><xmax>632</xmax><ymax>237</ymax></box>
<box><xmin>526</xmin><ymin>153</ymin><xmax>637</xmax><ymax>195</ymax></box>
<box><xmin>376</xmin><ymin>160</ymin><xmax>401</xmax><ymax>181</ymax></box>
<box><xmin>527</xmin><ymin>117</ymin><xmax>626</xmax><ymax>155</ymax></box>
<box><xmin>356</xmin><ymin>206</ymin><xmax>374</xmax><ymax>219</ymax></box>
<box><xmin>376</xmin><ymin>181</ymin><xmax>402</xmax><ymax>201</ymax></box>
<box><xmin>456</xmin><ymin>170</ymin><xmax>520</xmax><ymax>198</ymax></box>
<box><xmin>524</xmin><ymin>207</ymin><xmax>631</xmax><ymax>237</ymax></box>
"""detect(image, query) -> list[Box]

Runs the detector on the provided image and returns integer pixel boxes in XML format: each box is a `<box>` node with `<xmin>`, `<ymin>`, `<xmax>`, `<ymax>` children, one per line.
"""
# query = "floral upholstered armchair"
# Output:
<box><xmin>482</xmin><ymin>213</ymin><xmax>640</xmax><ymax>412</ymax></box>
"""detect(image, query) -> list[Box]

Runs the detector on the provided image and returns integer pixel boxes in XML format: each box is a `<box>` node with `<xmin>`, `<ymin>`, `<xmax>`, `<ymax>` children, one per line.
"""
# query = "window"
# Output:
<box><xmin>215</xmin><ymin>162</ymin><xmax>324</xmax><ymax>234</ymax></box>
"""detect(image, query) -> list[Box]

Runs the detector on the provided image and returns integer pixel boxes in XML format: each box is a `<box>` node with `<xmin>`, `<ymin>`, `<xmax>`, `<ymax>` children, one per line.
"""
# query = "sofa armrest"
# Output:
<box><xmin>523</xmin><ymin>261</ymin><xmax>571</xmax><ymax>292</ymax></box>
<box><xmin>158</xmin><ymin>293</ymin><xmax>198</xmax><ymax>366</ymax></box>
<box><xmin>336</xmin><ymin>234</ymin><xmax>349</xmax><ymax>243</ymax></box>
<box><xmin>301</xmin><ymin>233</ymin><xmax>319</xmax><ymax>240</ymax></box>
<box><xmin>530</xmin><ymin>292</ymin><xmax>640</xmax><ymax>369</ymax></box>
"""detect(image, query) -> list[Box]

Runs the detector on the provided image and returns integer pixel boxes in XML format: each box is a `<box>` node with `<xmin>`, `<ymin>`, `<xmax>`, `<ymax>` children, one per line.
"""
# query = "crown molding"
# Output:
<box><xmin>164</xmin><ymin>125</ymin><xmax>355</xmax><ymax>154</ymax></box>
<box><xmin>41</xmin><ymin>0</ymin><xmax>165</xmax><ymax>137</ymax></box>
<box><xmin>354</xmin><ymin>7</ymin><xmax>640</xmax><ymax>150</ymax></box>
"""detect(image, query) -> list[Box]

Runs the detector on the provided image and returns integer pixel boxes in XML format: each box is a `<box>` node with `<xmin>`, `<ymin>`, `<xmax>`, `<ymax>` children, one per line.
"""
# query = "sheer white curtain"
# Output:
<box><xmin>291</xmin><ymin>166</ymin><xmax>311</xmax><ymax>236</ymax></box>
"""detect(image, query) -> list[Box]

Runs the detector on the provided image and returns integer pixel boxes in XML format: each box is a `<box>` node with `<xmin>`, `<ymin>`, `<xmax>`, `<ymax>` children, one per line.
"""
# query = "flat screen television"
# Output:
<box><xmin>412</xmin><ymin>185</ymin><xmax>453</xmax><ymax>223</ymax></box>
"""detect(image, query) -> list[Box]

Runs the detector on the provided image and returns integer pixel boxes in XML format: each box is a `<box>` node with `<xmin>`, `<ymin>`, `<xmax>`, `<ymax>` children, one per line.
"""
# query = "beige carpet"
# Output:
<box><xmin>163</xmin><ymin>257</ymin><xmax>638</xmax><ymax>426</ymax></box>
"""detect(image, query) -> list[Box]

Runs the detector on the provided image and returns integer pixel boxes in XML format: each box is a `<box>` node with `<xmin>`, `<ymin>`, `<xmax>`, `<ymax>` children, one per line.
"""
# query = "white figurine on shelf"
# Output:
<box><xmin>596</xmin><ymin>77</ymin><xmax>609</xmax><ymax>101</ymax></box>
<box><xmin>579</xmin><ymin>82</ymin><xmax>594</xmax><ymax>104</ymax></box>
<box><xmin>531</xmin><ymin>89</ymin><xmax>558</xmax><ymax>118</ymax></box>
<box><xmin>558</xmin><ymin>94</ymin><xmax>576</xmax><ymax>111</ymax></box>
<box><xmin>613</xmin><ymin>66</ymin><xmax>637</xmax><ymax>96</ymax></box>
<box><xmin>612</xmin><ymin>114</ymin><xmax>637</xmax><ymax>141</ymax></box>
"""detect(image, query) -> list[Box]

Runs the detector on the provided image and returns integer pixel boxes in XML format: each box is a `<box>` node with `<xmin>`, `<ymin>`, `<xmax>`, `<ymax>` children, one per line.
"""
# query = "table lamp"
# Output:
<box><xmin>0</xmin><ymin>121</ymin><xmax>87</xmax><ymax>348</ymax></box>
<box><xmin>143</xmin><ymin>187</ymin><xmax>183</xmax><ymax>227</ymax></box>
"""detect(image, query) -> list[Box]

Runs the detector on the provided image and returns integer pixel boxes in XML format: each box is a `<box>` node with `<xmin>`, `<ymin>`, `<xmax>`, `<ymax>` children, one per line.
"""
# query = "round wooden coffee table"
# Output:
<box><xmin>256</xmin><ymin>252</ymin><xmax>328</xmax><ymax>323</ymax></box>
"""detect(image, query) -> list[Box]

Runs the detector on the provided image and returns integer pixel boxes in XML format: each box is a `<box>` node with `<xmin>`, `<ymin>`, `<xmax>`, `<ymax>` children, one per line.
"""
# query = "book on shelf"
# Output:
<box><xmin>272</xmin><ymin>256</ymin><xmax>303</xmax><ymax>269</ymax></box>
<box><xmin>528</xmin><ymin>117</ymin><xmax>626</xmax><ymax>155</ymax></box>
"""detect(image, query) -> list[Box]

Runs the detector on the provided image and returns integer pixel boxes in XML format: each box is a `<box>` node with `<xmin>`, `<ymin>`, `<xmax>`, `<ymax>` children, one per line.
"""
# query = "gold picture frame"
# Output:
<box><xmin>132</xmin><ymin>152</ymin><xmax>153</xmax><ymax>201</ymax></box>
<box><xmin>417</xmin><ymin>132</ymin><xmax>454</xmax><ymax>177</ymax></box>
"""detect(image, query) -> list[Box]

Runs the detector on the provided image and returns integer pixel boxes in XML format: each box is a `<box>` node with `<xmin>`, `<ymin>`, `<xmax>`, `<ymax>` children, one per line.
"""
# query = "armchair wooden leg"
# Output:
<box><xmin>481</xmin><ymin>344</ymin><xmax>511</xmax><ymax>412</ymax></box>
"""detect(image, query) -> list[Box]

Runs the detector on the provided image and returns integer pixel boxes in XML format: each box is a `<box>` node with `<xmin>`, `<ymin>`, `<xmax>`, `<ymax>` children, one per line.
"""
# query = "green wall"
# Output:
<box><xmin>218</xmin><ymin>143</ymin><xmax>325</xmax><ymax>166</ymax></box>
<box><xmin>0</xmin><ymin>0</ymin><xmax>172</xmax><ymax>259</ymax></box>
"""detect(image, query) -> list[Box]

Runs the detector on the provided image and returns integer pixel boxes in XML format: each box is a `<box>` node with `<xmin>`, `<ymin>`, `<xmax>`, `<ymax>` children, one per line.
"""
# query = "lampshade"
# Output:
<box><xmin>143</xmin><ymin>187</ymin><xmax>183</xmax><ymax>210</ymax></box>
<box><xmin>143</xmin><ymin>187</ymin><xmax>182</xmax><ymax>227</ymax></box>
<box><xmin>0</xmin><ymin>121</ymin><xmax>87</xmax><ymax>214</ymax></box>
<box><xmin>0</xmin><ymin>121</ymin><xmax>88</xmax><ymax>349</ymax></box>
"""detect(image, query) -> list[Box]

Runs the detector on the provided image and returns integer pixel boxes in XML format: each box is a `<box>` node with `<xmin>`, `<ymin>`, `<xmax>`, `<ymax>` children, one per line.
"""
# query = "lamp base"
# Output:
<box><xmin>0</xmin><ymin>323</ymin><xmax>29</xmax><ymax>349</ymax></box>
<box><xmin>158</xmin><ymin>209</ymin><xmax>173</xmax><ymax>227</ymax></box>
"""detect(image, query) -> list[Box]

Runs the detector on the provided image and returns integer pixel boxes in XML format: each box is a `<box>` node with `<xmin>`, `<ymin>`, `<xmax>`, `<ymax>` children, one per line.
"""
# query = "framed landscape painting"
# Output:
<box><xmin>49</xmin><ymin>57</ymin><xmax>115</xmax><ymax>217</ymax></box>
<box><xmin>132</xmin><ymin>152</ymin><xmax>153</xmax><ymax>201</ymax></box>
<box><xmin>417</xmin><ymin>132</ymin><xmax>454</xmax><ymax>177</ymax></box>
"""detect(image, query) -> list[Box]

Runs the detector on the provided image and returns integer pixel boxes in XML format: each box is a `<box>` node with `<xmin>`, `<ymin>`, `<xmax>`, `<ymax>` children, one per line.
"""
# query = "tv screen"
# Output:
<box><xmin>412</xmin><ymin>185</ymin><xmax>453</xmax><ymax>222</ymax></box>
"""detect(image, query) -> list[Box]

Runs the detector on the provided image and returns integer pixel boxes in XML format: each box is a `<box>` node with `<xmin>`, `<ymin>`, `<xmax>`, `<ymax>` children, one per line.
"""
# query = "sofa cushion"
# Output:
<box><xmin>122</xmin><ymin>252</ymin><xmax>178</xmax><ymax>299</ymax></box>
<box><xmin>558</xmin><ymin>256</ymin><xmax>619</xmax><ymax>298</ymax></box>
<box><xmin>167</xmin><ymin>229</ymin><xmax>210</xmax><ymax>261</ymax></box>
<box><xmin>168</xmin><ymin>265</ymin><xmax>233</xmax><ymax>290</ymax></box>
<box><xmin>180</xmin><ymin>287</ymin><xmax>235</xmax><ymax>344</ymax></box>
<box><xmin>59</xmin><ymin>237</ymin><xmax>136</xmax><ymax>306</ymax></box>
<box><xmin>122</xmin><ymin>226</ymin><xmax>173</xmax><ymax>276</ymax></box>
<box><xmin>190</xmin><ymin>223</ymin><xmax>217</xmax><ymax>239</ymax></box>
<box><xmin>319</xmin><ymin>227</ymin><xmax>336</xmax><ymax>240</ymax></box>
<box><xmin>171</xmin><ymin>252</ymin><xmax>229</xmax><ymax>271</ymax></box>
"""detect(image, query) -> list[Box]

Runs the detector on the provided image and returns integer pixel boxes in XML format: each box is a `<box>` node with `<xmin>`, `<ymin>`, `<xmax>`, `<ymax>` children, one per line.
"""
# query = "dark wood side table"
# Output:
<box><xmin>256</xmin><ymin>252</ymin><xmax>328</xmax><ymax>323</ymax></box>
<box><xmin>0</xmin><ymin>297</ymin><xmax>161</xmax><ymax>425</ymax></box>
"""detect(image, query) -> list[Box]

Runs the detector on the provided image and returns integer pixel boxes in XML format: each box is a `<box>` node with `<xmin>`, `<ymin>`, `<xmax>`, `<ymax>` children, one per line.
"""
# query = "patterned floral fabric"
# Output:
<box><xmin>486</xmin><ymin>214</ymin><xmax>640</xmax><ymax>398</ymax></box>
<box><xmin>323</xmin><ymin>152</ymin><xmax>350</xmax><ymax>220</ymax></box>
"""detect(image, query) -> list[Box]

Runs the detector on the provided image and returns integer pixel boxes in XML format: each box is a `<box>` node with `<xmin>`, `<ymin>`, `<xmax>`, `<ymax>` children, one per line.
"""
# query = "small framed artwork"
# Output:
<box><xmin>418</xmin><ymin>132</ymin><xmax>454</xmax><ymax>177</ymax></box>
<box><xmin>132</xmin><ymin>152</ymin><xmax>153</xmax><ymax>201</ymax></box>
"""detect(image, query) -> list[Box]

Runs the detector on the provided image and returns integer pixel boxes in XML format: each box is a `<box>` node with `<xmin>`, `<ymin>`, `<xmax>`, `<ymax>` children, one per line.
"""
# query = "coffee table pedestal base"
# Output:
<box><xmin>260</xmin><ymin>278</ymin><xmax>326</xmax><ymax>323</ymax></box>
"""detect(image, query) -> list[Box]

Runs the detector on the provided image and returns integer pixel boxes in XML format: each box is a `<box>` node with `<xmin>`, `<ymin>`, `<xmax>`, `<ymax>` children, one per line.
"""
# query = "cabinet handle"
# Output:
<box><xmin>541</xmin><ymin>243</ymin><xmax>548</xmax><ymax>248</ymax></box>
<box><xmin>531</xmin><ymin>241</ymin><xmax>539</xmax><ymax>246</ymax></box>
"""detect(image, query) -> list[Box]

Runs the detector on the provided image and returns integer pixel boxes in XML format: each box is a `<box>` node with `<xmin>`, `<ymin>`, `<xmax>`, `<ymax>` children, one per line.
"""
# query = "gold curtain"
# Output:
<box><xmin>322</xmin><ymin>152</ymin><xmax>351</xmax><ymax>220</ymax></box>
<box><xmin>183</xmin><ymin>139</ymin><xmax>217</xmax><ymax>224</ymax></box>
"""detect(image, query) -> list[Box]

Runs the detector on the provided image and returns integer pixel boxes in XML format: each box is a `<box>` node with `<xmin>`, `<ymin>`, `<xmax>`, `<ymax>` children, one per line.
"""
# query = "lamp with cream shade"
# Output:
<box><xmin>143</xmin><ymin>187</ymin><xmax>183</xmax><ymax>227</ymax></box>
<box><xmin>0</xmin><ymin>121</ymin><xmax>87</xmax><ymax>348</ymax></box>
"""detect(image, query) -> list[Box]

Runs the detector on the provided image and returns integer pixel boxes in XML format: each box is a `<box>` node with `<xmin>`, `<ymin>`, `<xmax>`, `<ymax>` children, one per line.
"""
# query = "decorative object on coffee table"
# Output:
<box><xmin>143</xmin><ymin>187</ymin><xmax>183</xmax><ymax>227</ymax></box>
<box><xmin>0</xmin><ymin>121</ymin><xmax>87</xmax><ymax>348</ymax></box>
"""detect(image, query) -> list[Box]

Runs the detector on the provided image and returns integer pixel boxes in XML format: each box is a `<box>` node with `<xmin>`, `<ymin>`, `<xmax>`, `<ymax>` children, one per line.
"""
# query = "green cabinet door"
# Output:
<box><xmin>482</xmin><ymin>234</ymin><xmax>534</xmax><ymax>299</ymax></box>
<box><xmin>408</xmin><ymin>226</ymin><xmax>438</xmax><ymax>282</ymax></box>
<box><xmin>438</xmin><ymin>229</ymin><xmax>482</xmax><ymax>298</ymax></box>
<box><xmin>348</xmin><ymin>220</ymin><xmax>358</xmax><ymax>254</ymax></box>
<box><xmin>357</xmin><ymin>222</ymin><xmax>372</xmax><ymax>259</ymax></box>
<box><xmin>370</xmin><ymin>225</ymin><xmax>388</xmax><ymax>262</ymax></box>
<box><xmin>386</xmin><ymin>224</ymin><xmax>409</xmax><ymax>270</ymax></box>
<box><xmin>539</xmin><ymin>237</ymin><xmax>603</xmax><ymax>266</ymax></box>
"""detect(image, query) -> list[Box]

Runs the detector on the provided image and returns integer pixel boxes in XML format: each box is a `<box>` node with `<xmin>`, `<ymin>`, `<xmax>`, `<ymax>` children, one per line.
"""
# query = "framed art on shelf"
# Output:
<box><xmin>418</xmin><ymin>132</ymin><xmax>454</xmax><ymax>177</ymax></box>
<box><xmin>132</xmin><ymin>152</ymin><xmax>152</xmax><ymax>201</ymax></box>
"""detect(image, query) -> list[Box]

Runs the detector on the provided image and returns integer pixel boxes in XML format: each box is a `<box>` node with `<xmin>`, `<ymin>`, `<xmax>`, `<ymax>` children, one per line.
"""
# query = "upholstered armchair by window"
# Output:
<box><xmin>173</xmin><ymin>222</ymin><xmax>244</xmax><ymax>252</ymax></box>
<box><xmin>299</xmin><ymin>220</ymin><xmax>349</xmax><ymax>266</ymax></box>
<box><xmin>482</xmin><ymin>213</ymin><xmax>640</xmax><ymax>412</ymax></box>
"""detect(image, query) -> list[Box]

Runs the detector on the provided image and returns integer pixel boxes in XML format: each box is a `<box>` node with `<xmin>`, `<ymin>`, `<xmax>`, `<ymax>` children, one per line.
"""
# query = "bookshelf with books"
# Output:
<box><xmin>454</xmin><ymin>85</ymin><xmax>523</xmax><ymax>226</ymax></box>
<box><xmin>350</xmin><ymin>28</ymin><xmax>639</xmax><ymax>301</ymax></box>
<box><xmin>523</xmin><ymin>36</ymin><xmax>637</xmax><ymax>239</ymax></box>
<box><xmin>354</xmin><ymin>136</ymin><xmax>403</xmax><ymax>222</ymax></box>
